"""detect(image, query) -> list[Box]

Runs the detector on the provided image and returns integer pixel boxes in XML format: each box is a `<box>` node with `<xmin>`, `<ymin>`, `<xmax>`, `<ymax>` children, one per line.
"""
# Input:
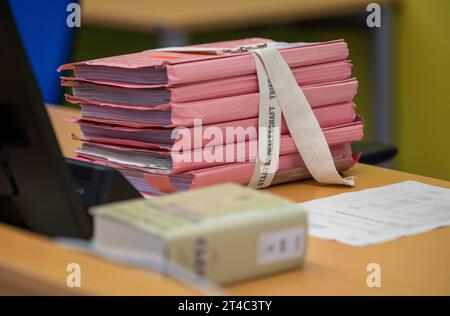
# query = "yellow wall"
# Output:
<box><xmin>394</xmin><ymin>0</ymin><xmax>450</xmax><ymax>180</ymax></box>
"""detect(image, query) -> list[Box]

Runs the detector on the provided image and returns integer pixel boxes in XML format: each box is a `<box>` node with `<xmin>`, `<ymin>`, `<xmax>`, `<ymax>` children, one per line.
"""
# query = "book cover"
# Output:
<box><xmin>92</xmin><ymin>183</ymin><xmax>308</xmax><ymax>284</ymax></box>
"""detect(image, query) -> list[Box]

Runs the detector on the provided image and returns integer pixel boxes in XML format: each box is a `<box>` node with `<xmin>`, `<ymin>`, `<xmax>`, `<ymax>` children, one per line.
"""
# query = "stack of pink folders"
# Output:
<box><xmin>59</xmin><ymin>38</ymin><xmax>364</xmax><ymax>196</ymax></box>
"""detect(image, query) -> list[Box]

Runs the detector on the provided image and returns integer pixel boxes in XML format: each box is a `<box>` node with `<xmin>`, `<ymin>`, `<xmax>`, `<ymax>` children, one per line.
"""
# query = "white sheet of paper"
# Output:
<box><xmin>299</xmin><ymin>181</ymin><xmax>450</xmax><ymax>246</ymax></box>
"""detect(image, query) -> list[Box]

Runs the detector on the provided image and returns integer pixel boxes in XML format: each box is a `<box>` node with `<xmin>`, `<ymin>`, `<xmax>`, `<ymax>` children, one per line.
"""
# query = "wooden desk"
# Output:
<box><xmin>0</xmin><ymin>106</ymin><xmax>449</xmax><ymax>295</ymax></box>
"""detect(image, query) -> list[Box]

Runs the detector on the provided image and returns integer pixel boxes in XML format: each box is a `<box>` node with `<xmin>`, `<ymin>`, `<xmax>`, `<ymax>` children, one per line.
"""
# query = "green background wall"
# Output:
<box><xmin>394</xmin><ymin>0</ymin><xmax>450</xmax><ymax>181</ymax></box>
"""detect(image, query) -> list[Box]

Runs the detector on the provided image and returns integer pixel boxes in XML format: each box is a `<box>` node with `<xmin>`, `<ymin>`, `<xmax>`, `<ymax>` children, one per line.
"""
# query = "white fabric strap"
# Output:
<box><xmin>247</xmin><ymin>53</ymin><xmax>282</xmax><ymax>188</ymax></box>
<box><xmin>155</xmin><ymin>42</ymin><xmax>355</xmax><ymax>188</ymax></box>
<box><xmin>248</xmin><ymin>47</ymin><xmax>355</xmax><ymax>187</ymax></box>
<box><xmin>151</xmin><ymin>42</ymin><xmax>308</xmax><ymax>55</ymax></box>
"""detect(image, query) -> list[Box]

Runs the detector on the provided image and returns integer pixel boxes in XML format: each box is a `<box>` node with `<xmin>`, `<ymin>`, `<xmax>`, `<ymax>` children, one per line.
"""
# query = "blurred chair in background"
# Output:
<box><xmin>8</xmin><ymin>0</ymin><xmax>77</xmax><ymax>104</ymax></box>
<box><xmin>352</xmin><ymin>141</ymin><xmax>397</xmax><ymax>165</ymax></box>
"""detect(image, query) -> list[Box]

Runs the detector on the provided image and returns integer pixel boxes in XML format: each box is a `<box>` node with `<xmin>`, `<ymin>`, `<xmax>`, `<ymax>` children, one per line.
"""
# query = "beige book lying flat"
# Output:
<box><xmin>92</xmin><ymin>183</ymin><xmax>307</xmax><ymax>284</ymax></box>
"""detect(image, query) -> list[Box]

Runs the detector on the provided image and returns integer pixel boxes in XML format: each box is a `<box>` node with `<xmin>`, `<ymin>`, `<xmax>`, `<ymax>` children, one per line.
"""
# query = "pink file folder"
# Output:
<box><xmin>58</xmin><ymin>39</ymin><xmax>349</xmax><ymax>86</ymax></box>
<box><xmin>72</xmin><ymin>104</ymin><xmax>358</xmax><ymax>151</ymax></box>
<box><xmin>61</xmin><ymin>61</ymin><xmax>352</xmax><ymax>107</ymax></box>
<box><xmin>68</xmin><ymin>79</ymin><xmax>357</xmax><ymax>127</ymax></box>
<box><xmin>74</xmin><ymin>118</ymin><xmax>363</xmax><ymax>174</ymax></box>
<box><xmin>75</xmin><ymin>144</ymin><xmax>359</xmax><ymax>194</ymax></box>
<box><xmin>143</xmin><ymin>145</ymin><xmax>359</xmax><ymax>193</ymax></box>
<box><xmin>60</xmin><ymin>37</ymin><xmax>363</xmax><ymax>194</ymax></box>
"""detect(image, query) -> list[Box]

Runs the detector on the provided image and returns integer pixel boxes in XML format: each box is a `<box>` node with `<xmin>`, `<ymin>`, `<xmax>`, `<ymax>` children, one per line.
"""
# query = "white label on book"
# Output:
<box><xmin>257</xmin><ymin>227</ymin><xmax>305</xmax><ymax>265</ymax></box>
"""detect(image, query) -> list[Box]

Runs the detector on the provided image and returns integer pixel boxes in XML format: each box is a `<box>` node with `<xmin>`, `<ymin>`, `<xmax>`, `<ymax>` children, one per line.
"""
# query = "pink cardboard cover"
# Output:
<box><xmin>72</xmin><ymin>79</ymin><xmax>357</xmax><ymax>127</ymax></box>
<box><xmin>146</xmin><ymin>146</ymin><xmax>359</xmax><ymax>192</ymax></box>
<box><xmin>61</xmin><ymin>60</ymin><xmax>352</xmax><ymax>91</ymax></box>
<box><xmin>73</xmin><ymin>103</ymin><xmax>358</xmax><ymax>149</ymax></box>
<box><xmin>59</xmin><ymin>39</ymin><xmax>348</xmax><ymax>86</ymax></box>
<box><xmin>75</xmin><ymin>145</ymin><xmax>359</xmax><ymax>194</ymax></box>
<box><xmin>76</xmin><ymin>118</ymin><xmax>363</xmax><ymax>174</ymax></box>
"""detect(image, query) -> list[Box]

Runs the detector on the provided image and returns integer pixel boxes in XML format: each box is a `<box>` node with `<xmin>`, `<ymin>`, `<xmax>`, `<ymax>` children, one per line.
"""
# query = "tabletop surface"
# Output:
<box><xmin>0</xmin><ymin>106</ymin><xmax>448</xmax><ymax>295</ymax></box>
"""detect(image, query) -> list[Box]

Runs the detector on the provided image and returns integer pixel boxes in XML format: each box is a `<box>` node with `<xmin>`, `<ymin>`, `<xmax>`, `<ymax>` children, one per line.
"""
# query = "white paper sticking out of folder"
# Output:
<box><xmin>299</xmin><ymin>181</ymin><xmax>450</xmax><ymax>247</ymax></box>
